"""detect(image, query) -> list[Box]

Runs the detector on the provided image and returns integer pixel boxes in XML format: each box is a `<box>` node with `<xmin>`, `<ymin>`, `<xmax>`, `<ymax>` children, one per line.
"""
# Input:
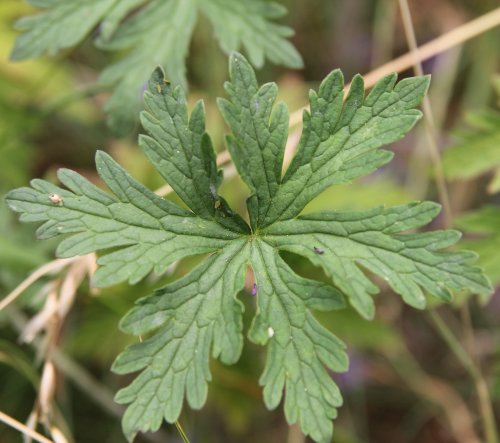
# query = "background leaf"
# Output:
<box><xmin>455</xmin><ymin>206</ymin><xmax>500</xmax><ymax>288</ymax></box>
<box><xmin>442</xmin><ymin>110</ymin><xmax>500</xmax><ymax>193</ymax></box>
<box><xmin>10</xmin><ymin>0</ymin><xmax>302</xmax><ymax>135</ymax></box>
<box><xmin>10</xmin><ymin>0</ymin><xmax>118</xmax><ymax>60</ymax></box>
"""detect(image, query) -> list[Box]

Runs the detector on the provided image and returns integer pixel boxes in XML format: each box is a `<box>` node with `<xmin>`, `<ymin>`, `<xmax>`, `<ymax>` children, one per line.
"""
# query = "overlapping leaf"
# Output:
<box><xmin>455</xmin><ymin>206</ymin><xmax>500</xmax><ymax>289</ymax></box>
<box><xmin>5</xmin><ymin>53</ymin><xmax>492</xmax><ymax>443</ymax></box>
<box><xmin>11</xmin><ymin>0</ymin><xmax>302</xmax><ymax>134</ymax></box>
<box><xmin>97</xmin><ymin>0</ymin><xmax>198</xmax><ymax>133</ymax></box>
<box><xmin>442</xmin><ymin>110</ymin><xmax>500</xmax><ymax>193</ymax></box>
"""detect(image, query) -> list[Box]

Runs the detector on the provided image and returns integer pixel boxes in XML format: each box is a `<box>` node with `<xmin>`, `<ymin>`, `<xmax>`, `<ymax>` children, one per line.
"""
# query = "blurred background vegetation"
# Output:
<box><xmin>0</xmin><ymin>0</ymin><xmax>499</xmax><ymax>442</ymax></box>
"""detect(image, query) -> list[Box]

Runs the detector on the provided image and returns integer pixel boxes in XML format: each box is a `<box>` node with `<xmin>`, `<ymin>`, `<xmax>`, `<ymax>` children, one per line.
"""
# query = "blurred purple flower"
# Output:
<box><xmin>334</xmin><ymin>350</ymin><xmax>365</xmax><ymax>390</ymax></box>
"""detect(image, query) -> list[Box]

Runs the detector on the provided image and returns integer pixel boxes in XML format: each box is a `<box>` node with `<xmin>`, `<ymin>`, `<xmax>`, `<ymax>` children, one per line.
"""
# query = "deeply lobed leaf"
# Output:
<box><xmin>97</xmin><ymin>0</ymin><xmax>197</xmax><ymax>133</ymax></box>
<box><xmin>5</xmin><ymin>53</ymin><xmax>492</xmax><ymax>443</ymax></box>
<box><xmin>139</xmin><ymin>67</ymin><xmax>249</xmax><ymax>233</ymax></box>
<box><xmin>199</xmin><ymin>0</ymin><xmax>302</xmax><ymax>70</ymax></box>
<box><xmin>218</xmin><ymin>52</ymin><xmax>289</xmax><ymax>228</ymax></box>
<box><xmin>264</xmin><ymin>69</ymin><xmax>431</xmax><ymax>226</ymax></box>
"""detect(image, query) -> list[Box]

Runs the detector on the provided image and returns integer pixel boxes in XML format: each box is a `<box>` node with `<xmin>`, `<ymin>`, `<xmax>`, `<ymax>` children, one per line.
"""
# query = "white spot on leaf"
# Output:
<box><xmin>49</xmin><ymin>193</ymin><xmax>63</xmax><ymax>205</ymax></box>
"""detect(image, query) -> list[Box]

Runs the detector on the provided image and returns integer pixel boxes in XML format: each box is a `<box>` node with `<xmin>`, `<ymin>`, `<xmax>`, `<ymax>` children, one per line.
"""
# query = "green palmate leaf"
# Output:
<box><xmin>98</xmin><ymin>0</ymin><xmax>147</xmax><ymax>41</ymax></box>
<box><xmin>218</xmin><ymin>54</ymin><xmax>289</xmax><ymax>229</ymax></box>
<box><xmin>442</xmin><ymin>110</ymin><xmax>500</xmax><ymax>193</ymax></box>
<box><xmin>5</xmin><ymin>54</ymin><xmax>492</xmax><ymax>443</ymax></box>
<box><xmin>11</xmin><ymin>0</ymin><xmax>302</xmax><ymax>134</ymax></box>
<box><xmin>139</xmin><ymin>67</ymin><xmax>248</xmax><ymax>233</ymax></box>
<box><xmin>268</xmin><ymin>70</ymin><xmax>430</xmax><ymax>225</ymax></box>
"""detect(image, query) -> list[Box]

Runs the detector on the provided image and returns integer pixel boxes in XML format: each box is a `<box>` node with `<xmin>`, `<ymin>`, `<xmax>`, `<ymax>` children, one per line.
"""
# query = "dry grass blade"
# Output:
<box><xmin>24</xmin><ymin>410</ymin><xmax>39</xmax><ymax>443</ymax></box>
<box><xmin>20</xmin><ymin>289</ymin><xmax>58</xmax><ymax>344</ymax></box>
<box><xmin>57</xmin><ymin>257</ymin><xmax>93</xmax><ymax>318</ymax></box>
<box><xmin>38</xmin><ymin>361</ymin><xmax>56</xmax><ymax>417</ymax></box>
<box><xmin>287</xmin><ymin>7</ymin><xmax>500</xmax><ymax>127</ymax></box>
<box><xmin>397</xmin><ymin>0</ymin><xmax>453</xmax><ymax>226</ymax></box>
<box><xmin>1</xmin><ymin>253</ymin><xmax>98</xmax><ymax>443</ymax></box>
<box><xmin>398</xmin><ymin>2</ymin><xmax>499</xmax><ymax>443</ymax></box>
<box><xmin>195</xmin><ymin>7</ymin><xmax>500</xmax><ymax>179</ymax></box>
<box><xmin>49</xmin><ymin>426</ymin><xmax>69</xmax><ymax>443</ymax></box>
<box><xmin>0</xmin><ymin>258</ymin><xmax>78</xmax><ymax>312</ymax></box>
<box><xmin>0</xmin><ymin>410</ymin><xmax>54</xmax><ymax>443</ymax></box>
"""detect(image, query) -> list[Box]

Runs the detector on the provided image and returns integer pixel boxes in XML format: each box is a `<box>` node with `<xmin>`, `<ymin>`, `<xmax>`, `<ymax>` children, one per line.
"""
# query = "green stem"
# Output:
<box><xmin>174</xmin><ymin>420</ymin><xmax>190</xmax><ymax>443</ymax></box>
<box><xmin>429</xmin><ymin>310</ymin><xmax>499</xmax><ymax>443</ymax></box>
<box><xmin>429</xmin><ymin>310</ymin><xmax>479</xmax><ymax>378</ymax></box>
<box><xmin>397</xmin><ymin>1</ymin><xmax>498</xmax><ymax>441</ymax></box>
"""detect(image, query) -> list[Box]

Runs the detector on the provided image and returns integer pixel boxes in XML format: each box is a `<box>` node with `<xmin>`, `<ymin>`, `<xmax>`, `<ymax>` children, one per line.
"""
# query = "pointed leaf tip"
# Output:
<box><xmin>147</xmin><ymin>66</ymin><xmax>172</xmax><ymax>95</ymax></box>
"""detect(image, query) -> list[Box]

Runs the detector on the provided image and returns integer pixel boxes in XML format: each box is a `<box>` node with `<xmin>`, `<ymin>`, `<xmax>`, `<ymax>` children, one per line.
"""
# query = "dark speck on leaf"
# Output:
<box><xmin>313</xmin><ymin>246</ymin><xmax>324</xmax><ymax>255</ymax></box>
<box><xmin>251</xmin><ymin>283</ymin><xmax>257</xmax><ymax>296</ymax></box>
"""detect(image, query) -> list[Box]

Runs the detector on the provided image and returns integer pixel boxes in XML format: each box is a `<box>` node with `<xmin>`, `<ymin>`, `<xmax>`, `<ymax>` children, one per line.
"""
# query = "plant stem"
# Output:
<box><xmin>397</xmin><ymin>1</ymin><xmax>498</xmax><ymax>441</ymax></box>
<box><xmin>287</xmin><ymin>6</ymin><xmax>500</xmax><ymax>128</ymax></box>
<box><xmin>429</xmin><ymin>310</ymin><xmax>479</xmax><ymax>379</ymax></box>
<box><xmin>398</xmin><ymin>2</ymin><xmax>498</xmax><ymax>442</ymax></box>
<box><xmin>387</xmin><ymin>345</ymin><xmax>481</xmax><ymax>443</ymax></box>
<box><xmin>430</xmin><ymin>310</ymin><xmax>499</xmax><ymax>443</ymax></box>
<box><xmin>397</xmin><ymin>0</ymin><xmax>452</xmax><ymax>224</ymax></box>
<box><xmin>174</xmin><ymin>420</ymin><xmax>190</xmax><ymax>443</ymax></box>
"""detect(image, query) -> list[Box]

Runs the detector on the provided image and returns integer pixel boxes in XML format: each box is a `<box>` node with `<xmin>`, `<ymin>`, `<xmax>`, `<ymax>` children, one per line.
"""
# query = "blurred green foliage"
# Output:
<box><xmin>10</xmin><ymin>0</ymin><xmax>302</xmax><ymax>135</ymax></box>
<box><xmin>455</xmin><ymin>206</ymin><xmax>500</xmax><ymax>287</ymax></box>
<box><xmin>443</xmin><ymin>110</ymin><xmax>500</xmax><ymax>193</ymax></box>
